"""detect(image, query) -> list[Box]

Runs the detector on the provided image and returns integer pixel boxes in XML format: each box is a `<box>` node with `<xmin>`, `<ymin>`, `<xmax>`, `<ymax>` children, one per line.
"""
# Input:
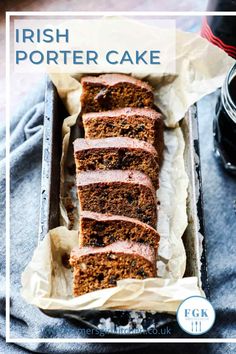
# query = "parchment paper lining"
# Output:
<box><xmin>21</xmin><ymin>22</ymin><xmax>234</xmax><ymax>312</ymax></box>
<box><xmin>21</xmin><ymin>226</ymin><xmax>204</xmax><ymax>312</ymax></box>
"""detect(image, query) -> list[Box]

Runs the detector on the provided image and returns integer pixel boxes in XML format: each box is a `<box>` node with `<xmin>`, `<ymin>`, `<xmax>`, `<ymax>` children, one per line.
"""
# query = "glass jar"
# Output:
<box><xmin>213</xmin><ymin>62</ymin><xmax>236</xmax><ymax>174</ymax></box>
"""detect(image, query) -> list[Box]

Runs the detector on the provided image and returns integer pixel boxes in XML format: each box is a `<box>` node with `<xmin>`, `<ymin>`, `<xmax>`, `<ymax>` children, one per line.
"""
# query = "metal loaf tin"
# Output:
<box><xmin>38</xmin><ymin>79</ymin><xmax>209</xmax><ymax>338</ymax></box>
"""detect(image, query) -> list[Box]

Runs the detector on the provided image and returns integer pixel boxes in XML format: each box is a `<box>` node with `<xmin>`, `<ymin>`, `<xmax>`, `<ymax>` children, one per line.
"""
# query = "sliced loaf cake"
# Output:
<box><xmin>79</xmin><ymin>211</ymin><xmax>160</xmax><ymax>248</ymax></box>
<box><xmin>82</xmin><ymin>107</ymin><xmax>164</xmax><ymax>163</ymax></box>
<box><xmin>73</xmin><ymin>137</ymin><xmax>159</xmax><ymax>189</ymax></box>
<box><xmin>70</xmin><ymin>240</ymin><xmax>156</xmax><ymax>296</ymax></box>
<box><xmin>77</xmin><ymin>170</ymin><xmax>157</xmax><ymax>228</ymax></box>
<box><xmin>80</xmin><ymin>74</ymin><xmax>154</xmax><ymax>112</ymax></box>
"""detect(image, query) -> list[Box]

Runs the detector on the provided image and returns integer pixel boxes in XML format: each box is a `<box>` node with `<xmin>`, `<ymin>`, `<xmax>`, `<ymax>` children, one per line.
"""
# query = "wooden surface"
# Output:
<box><xmin>1</xmin><ymin>0</ymin><xmax>206</xmax><ymax>119</ymax></box>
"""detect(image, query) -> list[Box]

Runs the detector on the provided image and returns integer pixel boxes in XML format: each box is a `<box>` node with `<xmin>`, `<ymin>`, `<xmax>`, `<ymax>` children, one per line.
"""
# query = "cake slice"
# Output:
<box><xmin>82</xmin><ymin>107</ymin><xmax>164</xmax><ymax>163</ymax></box>
<box><xmin>70</xmin><ymin>241</ymin><xmax>156</xmax><ymax>296</ymax></box>
<box><xmin>73</xmin><ymin>137</ymin><xmax>159</xmax><ymax>189</ymax></box>
<box><xmin>79</xmin><ymin>211</ymin><xmax>160</xmax><ymax>248</ymax></box>
<box><xmin>77</xmin><ymin>170</ymin><xmax>157</xmax><ymax>228</ymax></box>
<box><xmin>80</xmin><ymin>74</ymin><xmax>154</xmax><ymax>112</ymax></box>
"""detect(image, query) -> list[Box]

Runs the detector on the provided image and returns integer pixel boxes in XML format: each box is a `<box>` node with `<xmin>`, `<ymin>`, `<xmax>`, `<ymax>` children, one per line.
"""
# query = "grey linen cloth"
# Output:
<box><xmin>0</xmin><ymin>81</ymin><xmax>236</xmax><ymax>353</ymax></box>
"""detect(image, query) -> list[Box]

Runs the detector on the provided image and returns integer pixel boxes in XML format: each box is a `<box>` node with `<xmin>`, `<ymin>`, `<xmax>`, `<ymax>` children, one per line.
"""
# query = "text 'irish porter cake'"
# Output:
<box><xmin>73</xmin><ymin>137</ymin><xmax>159</xmax><ymax>189</ymax></box>
<box><xmin>77</xmin><ymin>170</ymin><xmax>158</xmax><ymax>228</ymax></box>
<box><xmin>70</xmin><ymin>241</ymin><xmax>156</xmax><ymax>296</ymax></box>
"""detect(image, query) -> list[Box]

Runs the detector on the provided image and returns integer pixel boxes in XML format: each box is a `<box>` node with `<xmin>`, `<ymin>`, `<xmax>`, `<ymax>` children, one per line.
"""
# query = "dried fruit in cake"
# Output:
<box><xmin>70</xmin><ymin>240</ymin><xmax>156</xmax><ymax>296</ymax></box>
<box><xmin>77</xmin><ymin>170</ymin><xmax>158</xmax><ymax>228</ymax></box>
<box><xmin>79</xmin><ymin>211</ymin><xmax>160</xmax><ymax>248</ymax></box>
<box><xmin>82</xmin><ymin>107</ymin><xmax>164</xmax><ymax>163</ymax></box>
<box><xmin>73</xmin><ymin>137</ymin><xmax>159</xmax><ymax>189</ymax></box>
<box><xmin>80</xmin><ymin>74</ymin><xmax>154</xmax><ymax>112</ymax></box>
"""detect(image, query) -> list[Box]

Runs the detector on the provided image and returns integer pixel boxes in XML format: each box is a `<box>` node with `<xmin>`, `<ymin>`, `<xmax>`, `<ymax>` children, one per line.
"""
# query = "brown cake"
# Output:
<box><xmin>80</xmin><ymin>74</ymin><xmax>154</xmax><ymax>112</ymax></box>
<box><xmin>82</xmin><ymin>107</ymin><xmax>164</xmax><ymax>163</ymax></box>
<box><xmin>79</xmin><ymin>211</ymin><xmax>160</xmax><ymax>248</ymax></box>
<box><xmin>70</xmin><ymin>240</ymin><xmax>156</xmax><ymax>296</ymax></box>
<box><xmin>77</xmin><ymin>170</ymin><xmax>157</xmax><ymax>228</ymax></box>
<box><xmin>73</xmin><ymin>137</ymin><xmax>159</xmax><ymax>189</ymax></box>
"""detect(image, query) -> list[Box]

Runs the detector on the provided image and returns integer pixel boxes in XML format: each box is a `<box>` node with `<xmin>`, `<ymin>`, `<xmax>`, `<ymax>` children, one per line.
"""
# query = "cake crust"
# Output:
<box><xmin>74</xmin><ymin>136</ymin><xmax>158</xmax><ymax>155</ymax></box>
<box><xmin>81</xmin><ymin>74</ymin><xmax>153</xmax><ymax>91</ymax></box>
<box><xmin>83</xmin><ymin>107</ymin><xmax>161</xmax><ymax>120</ymax></box>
